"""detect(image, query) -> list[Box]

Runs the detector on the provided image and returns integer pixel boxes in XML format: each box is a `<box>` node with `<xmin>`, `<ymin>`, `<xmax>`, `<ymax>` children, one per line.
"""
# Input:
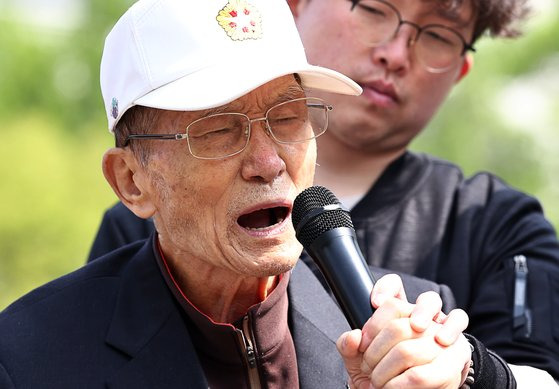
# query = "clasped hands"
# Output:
<box><xmin>337</xmin><ymin>274</ymin><xmax>472</xmax><ymax>389</ymax></box>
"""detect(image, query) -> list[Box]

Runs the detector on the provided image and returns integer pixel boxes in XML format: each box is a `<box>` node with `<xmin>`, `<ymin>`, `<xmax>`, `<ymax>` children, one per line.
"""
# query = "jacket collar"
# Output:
<box><xmin>352</xmin><ymin>151</ymin><xmax>431</xmax><ymax>218</ymax></box>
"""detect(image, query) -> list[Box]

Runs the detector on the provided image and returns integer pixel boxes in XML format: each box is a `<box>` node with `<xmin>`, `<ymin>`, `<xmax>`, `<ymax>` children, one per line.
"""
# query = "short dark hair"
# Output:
<box><xmin>436</xmin><ymin>0</ymin><xmax>530</xmax><ymax>42</ymax></box>
<box><xmin>472</xmin><ymin>0</ymin><xmax>530</xmax><ymax>40</ymax></box>
<box><xmin>114</xmin><ymin>105</ymin><xmax>161</xmax><ymax>166</ymax></box>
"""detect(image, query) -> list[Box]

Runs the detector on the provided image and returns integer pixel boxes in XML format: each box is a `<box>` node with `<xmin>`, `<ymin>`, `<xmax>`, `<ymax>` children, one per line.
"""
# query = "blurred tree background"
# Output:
<box><xmin>0</xmin><ymin>0</ymin><xmax>558</xmax><ymax>310</ymax></box>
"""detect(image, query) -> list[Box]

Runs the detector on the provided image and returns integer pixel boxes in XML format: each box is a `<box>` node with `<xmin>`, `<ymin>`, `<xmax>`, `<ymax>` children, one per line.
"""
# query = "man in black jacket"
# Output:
<box><xmin>288</xmin><ymin>0</ymin><xmax>559</xmax><ymax>384</ymax></box>
<box><xmin>89</xmin><ymin>0</ymin><xmax>559</xmax><ymax>386</ymax></box>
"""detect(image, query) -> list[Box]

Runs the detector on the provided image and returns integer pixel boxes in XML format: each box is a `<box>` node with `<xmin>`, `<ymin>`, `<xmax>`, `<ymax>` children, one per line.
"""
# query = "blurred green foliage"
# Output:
<box><xmin>0</xmin><ymin>0</ymin><xmax>131</xmax><ymax>309</ymax></box>
<box><xmin>1</xmin><ymin>0</ymin><xmax>558</xmax><ymax>310</ymax></box>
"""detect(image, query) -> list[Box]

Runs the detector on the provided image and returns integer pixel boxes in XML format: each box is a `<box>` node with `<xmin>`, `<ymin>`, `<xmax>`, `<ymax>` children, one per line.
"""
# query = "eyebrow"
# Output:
<box><xmin>436</xmin><ymin>11</ymin><xmax>471</xmax><ymax>29</ymax></box>
<box><xmin>274</xmin><ymin>84</ymin><xmax>307</xmax><ymax>104</ymax></box>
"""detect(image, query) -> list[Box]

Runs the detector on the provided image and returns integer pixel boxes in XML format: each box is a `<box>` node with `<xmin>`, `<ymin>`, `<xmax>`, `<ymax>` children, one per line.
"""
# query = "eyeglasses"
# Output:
<box><xmin>126</xmin><ymin>97</ymin><xmax>332</xmax><ymax>160</ymax></box>
<box><xmin>349</xmin><ymin>0</ymin><xmax>475</xmax><ymax>72</ymax></box>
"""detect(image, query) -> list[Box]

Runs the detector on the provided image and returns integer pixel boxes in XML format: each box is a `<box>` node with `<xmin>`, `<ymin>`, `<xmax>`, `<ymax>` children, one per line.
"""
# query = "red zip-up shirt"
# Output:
<box><xmin>155</xmin><ymin>241</ymin><xmax>299</xmax><ymax>388</ymax></box>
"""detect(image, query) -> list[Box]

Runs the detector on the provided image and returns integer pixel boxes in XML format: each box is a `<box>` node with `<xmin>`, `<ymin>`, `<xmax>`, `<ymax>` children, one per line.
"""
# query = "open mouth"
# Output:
<box><xmin>237</xmin><ymin>206</ymin><xmax>290</xmax><ymax>230</ymax></box>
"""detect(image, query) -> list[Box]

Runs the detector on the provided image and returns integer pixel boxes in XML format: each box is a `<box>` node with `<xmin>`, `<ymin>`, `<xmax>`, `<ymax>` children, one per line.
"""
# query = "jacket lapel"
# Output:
<box><xmin>104</xmin><ymin>238</ymin><xmax>208</xmax><ymax>389</ymax></box>
<box><xmin>288</xmin><ymin>260</ymin><xmax>351</xmax><ymax>389</ymax></box>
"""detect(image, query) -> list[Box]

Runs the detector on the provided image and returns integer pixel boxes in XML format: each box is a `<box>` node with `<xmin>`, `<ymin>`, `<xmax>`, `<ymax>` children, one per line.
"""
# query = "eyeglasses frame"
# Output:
<box><xmin>349</xmin><ymin>0</ymin><xmax>476</xmax><ymax>72</ymax></box>
<box><xmin>125</xmin><ymin>97</ymin><xmax>333</xmax><ymax>160</ymax></box>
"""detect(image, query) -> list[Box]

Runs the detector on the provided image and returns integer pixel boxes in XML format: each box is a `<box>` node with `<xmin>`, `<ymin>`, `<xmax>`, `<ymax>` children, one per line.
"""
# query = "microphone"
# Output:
<box><xmin>292</xmin><ymin>185</ymin><xmax>376</xmax><ymax>329</ymax></box>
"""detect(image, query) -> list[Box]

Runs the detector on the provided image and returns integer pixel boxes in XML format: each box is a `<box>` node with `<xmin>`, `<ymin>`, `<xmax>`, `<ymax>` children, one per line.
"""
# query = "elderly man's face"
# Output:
<box><xmin>139</xmin><ymin>75</ymin><xmax>315</xmax><ymax>277</ymax></box>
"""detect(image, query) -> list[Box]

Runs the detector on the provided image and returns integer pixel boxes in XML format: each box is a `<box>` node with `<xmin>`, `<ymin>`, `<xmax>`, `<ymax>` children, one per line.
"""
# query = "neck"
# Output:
<box><xmin>314</xmin><ymin>133</ymin><xmax>405</xmax><ymax>199</ymax></box>
<box><xmin>157</xmin><ymin>236</ymin><xmax>278</xmax><ymax>323</ymax></box>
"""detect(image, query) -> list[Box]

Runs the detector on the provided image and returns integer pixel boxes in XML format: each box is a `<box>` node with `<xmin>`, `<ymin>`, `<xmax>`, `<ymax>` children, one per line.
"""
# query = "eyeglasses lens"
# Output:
<box><xmin>267</xmin><ymin>98</ymin><xmax>327</xmax><ymax>143</ymax></box>
<box><xmin>187</xmin><ymin>113</ymin><xmax>248</xmax><ymax>159</ymax></box>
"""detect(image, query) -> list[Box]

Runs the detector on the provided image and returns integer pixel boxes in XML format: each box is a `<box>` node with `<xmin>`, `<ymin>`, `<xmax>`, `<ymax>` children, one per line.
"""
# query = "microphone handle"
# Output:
<box><xmin>307</xmin><ymin>227</ymin><xmax>375</xmax><ymax>329</ymax></box>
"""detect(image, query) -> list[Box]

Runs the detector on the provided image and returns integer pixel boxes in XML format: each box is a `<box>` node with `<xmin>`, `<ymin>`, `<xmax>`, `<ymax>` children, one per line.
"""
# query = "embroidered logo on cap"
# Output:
<box><xmin>111</xmin><ymin>98</ymin><xmax>119</xmax><ymax>119</ymax></box>
<box><xmin>217</xmin><ymin>0</ymin><xmax>262</xmax><ymax>41</ymax></box>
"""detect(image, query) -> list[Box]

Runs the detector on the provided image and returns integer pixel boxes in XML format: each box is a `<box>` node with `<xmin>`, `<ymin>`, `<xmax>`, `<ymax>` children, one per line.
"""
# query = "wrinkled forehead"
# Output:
<box><xmin>158</xmin><ymin>75</ymin><xmax>305</xmax><ymax>127</ymax></box>
<box><xmin>207</xmin><ymin>78</ymin><xmax>305</xmax><ymax>115</ymax></box>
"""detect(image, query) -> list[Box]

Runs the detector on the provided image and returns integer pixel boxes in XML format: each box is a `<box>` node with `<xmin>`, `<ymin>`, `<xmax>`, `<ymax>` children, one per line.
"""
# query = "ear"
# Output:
<box><xmin>287</xmin><ymin>0</ymin><xmax>308</xmax><ymax>18</ymax></box>
<box><xmin>455</xmin><ymin>53</ymin><xmax>473</xmax><ymax>83</ymax></box>
<box><xmin>102</xmin><ymin>148</ymin><xmax>156</xmax><ymax>219</ymax></box>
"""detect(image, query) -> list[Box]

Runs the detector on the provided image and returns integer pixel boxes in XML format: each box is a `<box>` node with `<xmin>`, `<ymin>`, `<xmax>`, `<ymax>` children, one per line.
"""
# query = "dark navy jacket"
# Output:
<box><xmin>0</xmin><ymin>235</ymin><xmax>454</xmax><ymax>388</ymax></box>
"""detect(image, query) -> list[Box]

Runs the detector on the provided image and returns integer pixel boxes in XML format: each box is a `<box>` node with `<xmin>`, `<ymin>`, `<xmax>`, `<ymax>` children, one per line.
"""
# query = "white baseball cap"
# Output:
<box><xmin>100</xmin><ymin>0</ymin><xmax>362</xmax><ymax>132</ymax></box>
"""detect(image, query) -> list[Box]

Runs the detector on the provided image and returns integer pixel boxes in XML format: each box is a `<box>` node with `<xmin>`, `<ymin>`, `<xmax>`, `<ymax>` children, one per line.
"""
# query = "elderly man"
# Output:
<box><xmin>0</xmin><ymin>0</ymin><xmax>475</xmax><ymax>388</ymax></box>
<box><xmin>89</xmin><ymin>0</ymin><xmax>559</xmax><ymax>386</ymax></box>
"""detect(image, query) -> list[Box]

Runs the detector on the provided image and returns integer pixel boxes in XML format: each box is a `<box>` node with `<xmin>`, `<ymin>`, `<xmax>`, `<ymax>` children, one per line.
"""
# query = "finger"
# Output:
<box><xmin>410</xmin><ymin>291</ymin><xmax>443</xmax><ymax>333</ymax></box>
<box><xmin>371</xmin><ymin>274</ymin><xmax>408</xmax><ymax>308</ymax></box>
<box><xmin>433</xmin><ymin>310</ymin><xmax>447</xmax><ymax>324</ymax></box>
<box><xmin>359</xmin><ymin>297</ymin><xmax>414</xmax><ymax>353</ymax></box>
<box><xmin>336</xmin><ymin>330</ymin><xmax>363</xmax><ymax>373</ymax></box>
<box><xmin>336</xmin><ymin>330</ymin><xmax>370</xmax><ymax>389</ymax></box>
<box><xmin>382</xmin><ymin>333</ymin><xmax>471</xmax><ymax>389</ymax></box>
<box><xmin>336</xmin><ymin>329</ymin><xmax>362</xmax><ymax>361</ymax></box>
<box><xmin>435</xmin><ymin>309</ymin><xmax>469</xmax><ymax>346</ymax></box>
<box><xmin>360</xmin><ymin>318</ymin><xmax>417</xmax><ymax>376</ymax></box>
<box><xmin>369</xmin><ymin>323</ymin><xmax>442</xmax><ymax>388</ymax></box>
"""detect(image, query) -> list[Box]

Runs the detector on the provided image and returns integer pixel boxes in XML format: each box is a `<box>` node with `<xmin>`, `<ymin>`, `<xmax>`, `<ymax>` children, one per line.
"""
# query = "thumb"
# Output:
<box><xmin>336</xmin><ymin>329</ymin><xmax>367</xmax><ymax>388</ymax></box>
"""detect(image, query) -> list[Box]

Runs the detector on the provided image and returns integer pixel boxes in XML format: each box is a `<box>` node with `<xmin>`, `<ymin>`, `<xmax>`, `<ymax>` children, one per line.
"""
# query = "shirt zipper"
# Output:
<box><xmin>512</xmin><ymin>255</ymin><xmax>531</xmax><ymax>337</ymax></box>
<box><xmin>235</xmin><ymin>315</ymin><xmax>261</xmax><ymax>389</ymax></box>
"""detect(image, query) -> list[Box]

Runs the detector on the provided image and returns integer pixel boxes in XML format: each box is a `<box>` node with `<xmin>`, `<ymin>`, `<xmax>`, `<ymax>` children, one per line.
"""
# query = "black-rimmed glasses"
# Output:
<box><xmin>349</xmin><ymin>0</ymin><xmax>475</xmax><ymax>72</ymax></box>
<box><xmin>126</xmin><ymin>97</ymin><xmax>332</xmax><ymax>160</ymax></box>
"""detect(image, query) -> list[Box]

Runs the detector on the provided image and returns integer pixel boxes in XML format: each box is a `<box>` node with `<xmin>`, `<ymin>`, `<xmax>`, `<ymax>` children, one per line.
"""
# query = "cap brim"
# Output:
<box><xmin>134</xmin><ymin>60</ymin><xmax>361</xmax><ymax>112</ymax></box>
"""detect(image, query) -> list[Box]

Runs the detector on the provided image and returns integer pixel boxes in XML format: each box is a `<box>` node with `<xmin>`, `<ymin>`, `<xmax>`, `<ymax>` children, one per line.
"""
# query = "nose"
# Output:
<box><xmin>240</xmin><ymin>119</ymin><xmax>286</xmax><ymax>184</ymax></box>
<box><xmin>370</xmin><ymin>24</ymin><xmax>416</xmax><ymax>74</ymax></box>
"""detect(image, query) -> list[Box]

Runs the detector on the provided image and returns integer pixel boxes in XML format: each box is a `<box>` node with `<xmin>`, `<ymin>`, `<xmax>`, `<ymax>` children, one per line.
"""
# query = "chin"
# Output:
<box><xmin>251</xmin><ymin>246</ymin><xmax>301</xmax><ymax>277</ymax></box>
<box><xmin>255</xmin><ymin>261</ymin><xmax>295</xmax><ymax>278</ymax></box>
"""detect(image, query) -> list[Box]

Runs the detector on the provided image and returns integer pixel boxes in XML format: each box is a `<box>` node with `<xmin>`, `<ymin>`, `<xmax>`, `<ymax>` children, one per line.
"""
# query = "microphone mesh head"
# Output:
<box><xmin>292</xmin><ymin>186</ymin><xmax>354</xmax><ymax>248</ymax></box>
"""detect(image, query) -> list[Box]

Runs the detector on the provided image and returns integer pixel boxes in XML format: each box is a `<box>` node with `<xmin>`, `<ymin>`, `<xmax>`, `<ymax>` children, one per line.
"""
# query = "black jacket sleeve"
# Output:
<box><xmin>465</xmin><ymin>333</ymin><xmax>517</xmax><ymax>389</ymax></box>
<box><xmin>459</xmin><ymin>175</ymin><xmax>559</xmax><ymax>380</ymax></box>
